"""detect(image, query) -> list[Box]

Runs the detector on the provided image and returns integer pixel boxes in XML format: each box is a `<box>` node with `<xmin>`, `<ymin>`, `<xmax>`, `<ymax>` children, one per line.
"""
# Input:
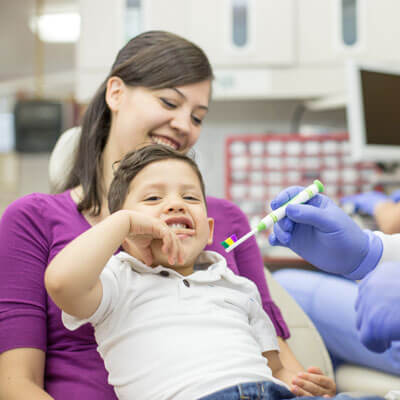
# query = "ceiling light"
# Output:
<box><xmin>30</xmin><ymin>13</ymin><xmax>80</xmax><ymax>43</ymax></box>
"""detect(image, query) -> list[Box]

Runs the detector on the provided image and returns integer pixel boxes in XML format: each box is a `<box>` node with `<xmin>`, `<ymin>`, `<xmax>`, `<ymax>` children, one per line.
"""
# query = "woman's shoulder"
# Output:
<box><xmin>206</xmin><ymin>196</ymin><xmax>247</xmax><ymax>219</ymax></box>
<box><xmin>2</xmin><ymin>191</ymin><xmax>76</xmax><ymax>224</ymax></box>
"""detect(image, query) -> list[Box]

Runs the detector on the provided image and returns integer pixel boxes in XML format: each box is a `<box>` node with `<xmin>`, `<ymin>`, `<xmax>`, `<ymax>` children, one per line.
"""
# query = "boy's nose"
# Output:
<box><xmin>167</xmin><ymin>205</ymin><xmax>185</xmax><ymax>213</ymax></box>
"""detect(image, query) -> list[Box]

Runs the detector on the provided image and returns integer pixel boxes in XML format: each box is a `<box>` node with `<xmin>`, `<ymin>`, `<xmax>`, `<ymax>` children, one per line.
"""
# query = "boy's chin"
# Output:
<box><xmin>150</xmin><ymin>251</ymin><xmax>185</xmax><ymax>269</ymax></box>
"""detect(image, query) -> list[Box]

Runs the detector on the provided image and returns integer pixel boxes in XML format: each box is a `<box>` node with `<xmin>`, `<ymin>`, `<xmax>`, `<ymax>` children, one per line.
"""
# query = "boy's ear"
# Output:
<box><xmin>105</xmin><ymin>76</ymin><xmax>125</xmax><ymax>112</ymax></box>
<box><xmin>207</xmin><ymin>217</ymin><xmax>214</xmax><ymax>245</ymax></box>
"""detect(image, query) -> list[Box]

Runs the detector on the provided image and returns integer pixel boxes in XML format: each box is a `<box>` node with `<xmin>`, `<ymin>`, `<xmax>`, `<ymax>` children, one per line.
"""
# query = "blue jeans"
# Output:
<box><xmin>198</xmin><ymin>381</ymin><xmax>382</xmax><ymax>400</ymax></box>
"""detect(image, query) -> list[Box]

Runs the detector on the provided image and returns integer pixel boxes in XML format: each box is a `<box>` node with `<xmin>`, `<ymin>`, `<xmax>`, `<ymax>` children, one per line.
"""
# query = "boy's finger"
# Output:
<box><xmin>169</xmin><ymin>233</ymin><xmax>179</xmax><ymax>265</ymax></box>
<box><xmin>177</xmin><ymin>240</ymin><xmax>185</xmax><ymax>265</ymax></box>
<box><xmin>161</xmin><ymin>229</ymin><xmax>172</xmax><ymax>254</ymax></box>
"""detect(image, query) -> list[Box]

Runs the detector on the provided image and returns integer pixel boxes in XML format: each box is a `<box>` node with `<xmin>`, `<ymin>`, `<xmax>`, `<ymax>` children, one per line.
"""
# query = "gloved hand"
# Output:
<box><xmin>390</xmin><ymin>189</ymin><xmax>400</xmax><ymax>203</ymax></box>
<box><xmin>341</xmin><ymin>191</ymin><xmax>389</xmax><ymax>216</ymax></box>
<box><xmin>268</xmin><ymin>187</ymin><xmax>383</xmax><ymax>279</ymax></box>
<box><xmin>356</xmin><ymin>262</ymin><xmax>400</xmax><ymax>353</ymax></box>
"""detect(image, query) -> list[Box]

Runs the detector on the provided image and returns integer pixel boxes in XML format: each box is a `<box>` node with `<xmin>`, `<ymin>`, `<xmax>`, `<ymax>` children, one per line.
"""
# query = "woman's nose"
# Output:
<box><xmin>170</xmin><ymin>112</ymin><xmax>191</xmax><ymax>136</ymax></box>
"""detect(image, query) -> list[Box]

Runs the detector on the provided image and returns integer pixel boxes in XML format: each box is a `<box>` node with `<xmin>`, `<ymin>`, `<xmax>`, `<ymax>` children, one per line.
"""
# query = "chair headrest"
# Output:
<box><xmin>49</xmin><ymin>126</ymin><xmax>81</xmax><ymax>192</ymax></box>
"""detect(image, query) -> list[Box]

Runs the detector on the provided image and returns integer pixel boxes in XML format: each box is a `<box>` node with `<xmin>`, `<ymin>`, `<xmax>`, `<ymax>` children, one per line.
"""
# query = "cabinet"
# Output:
<box><xmin>143</xmin><ymin>0</ymin><xmax>295</xmax><ymax>67</ymax></box>
<box><xmin>76</xmin><ymin>0</ymin><xmax>400</xmax><ymax>102</ymax></box>
<box><xmin>298</xmin><ymin>0</ymin><xmax>400</xmax><ymax>65</ymax></box>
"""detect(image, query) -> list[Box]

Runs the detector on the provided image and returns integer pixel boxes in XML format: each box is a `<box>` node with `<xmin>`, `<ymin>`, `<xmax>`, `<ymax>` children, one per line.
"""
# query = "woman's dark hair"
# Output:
<box><xmin>108</xmin><ymin>144</ymin><xmax>206</xmax><ymax>214</ymax></box>
<box><xmin>61</xmin><ymin>30</ymin><xmax>213</xmax><ymax>215</ymax></box>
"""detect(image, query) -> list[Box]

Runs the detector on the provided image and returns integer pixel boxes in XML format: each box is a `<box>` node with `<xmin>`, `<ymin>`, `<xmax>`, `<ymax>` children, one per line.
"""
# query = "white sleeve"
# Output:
<box><xmin>247</xmin><ymin>285</ymin><xmax>279</xmax><ymax>353</ymax></box>
<box><xmin>374</xmin><ymin>231</ymin><xmax>400</xmax><ymax>266</ymax></box>
<box><xmin>62</xmin><ymin>258</ymin><xmax>120</xmax><ymax>331</ymax></box>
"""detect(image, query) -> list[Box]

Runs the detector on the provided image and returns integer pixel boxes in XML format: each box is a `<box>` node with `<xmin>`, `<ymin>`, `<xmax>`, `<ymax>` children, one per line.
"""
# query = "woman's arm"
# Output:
<box><xmin>277</xmin><ymin>337</ymin><xmax>304</xmax><ymax>372</ymax></box>
<box><xmin>263</xmin><ymin>349</ymin><xmax>336</xmax><ymax>396</ymax></box>
<box><xmin>263</xmin><ymin>350</ymin><xmax>296</xmax><ymax>388</ymax></box>
<box><xmin>0</xmin><ymin>348</ymin><xmax>53</xmax><ymax>399</ymax></box>
<box><xmin>0</xmin><ymin>196</ymin><xmax>54</xmax><ymax>397</ymax></box>
<box><xmin>374</xmin><ymin>201</ymin><xmax>400</xmax><ymax>234</ymax></box>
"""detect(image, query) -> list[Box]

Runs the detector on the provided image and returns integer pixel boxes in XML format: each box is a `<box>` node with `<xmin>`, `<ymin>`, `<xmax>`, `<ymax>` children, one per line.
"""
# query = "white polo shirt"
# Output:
<box><xmin>63</xmin><ymin>251</ymin><xmax>284</xmax><ymax>400</ymax></box>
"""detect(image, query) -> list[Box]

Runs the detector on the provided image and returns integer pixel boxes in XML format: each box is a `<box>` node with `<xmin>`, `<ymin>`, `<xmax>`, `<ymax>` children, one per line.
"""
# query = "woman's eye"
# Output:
<box><xmin>192</xmin><ymin>115</ymin><xmax>203</xmax><ymax>126</ymax></box>
<box><xmin>160</xmin><ymin>98</ymin><xmax>177</xmax><ymax>109</ymax></box>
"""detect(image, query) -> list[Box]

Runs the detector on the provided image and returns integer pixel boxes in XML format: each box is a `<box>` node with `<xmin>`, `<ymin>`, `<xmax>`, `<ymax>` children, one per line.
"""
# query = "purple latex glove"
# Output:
<box><xmin>269</xmin><ymin>186</ymin><xmax>383</xmax><ymax>279</ymax></box>
<box><xmin>356</xmin><ymin>262</ymin><xmax>400</xmax><ymax>353</ymax></box>
<box><xmin>390</xmin><ymin>189</ymin><xmax>400</xmax><ymax>203</ymax></box>
<box><xmin>341</xmin><ymin>191</ymin><xmax>389</xmax><ymax>216</ymax></box>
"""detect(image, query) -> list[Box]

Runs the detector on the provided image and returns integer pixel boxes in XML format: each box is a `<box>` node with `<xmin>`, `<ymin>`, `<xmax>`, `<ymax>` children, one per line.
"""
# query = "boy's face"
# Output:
<box><xmin>122</xmin><ymin>159</ymin><xmax>214</xmax><ymax>271</ymax></box>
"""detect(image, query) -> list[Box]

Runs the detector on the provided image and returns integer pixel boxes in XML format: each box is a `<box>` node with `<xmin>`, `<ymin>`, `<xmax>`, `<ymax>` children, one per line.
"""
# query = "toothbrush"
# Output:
<box><xmin>221</xmin><ymin>180</ymin><xmax>324</xmax><ymax>253</ymax></box>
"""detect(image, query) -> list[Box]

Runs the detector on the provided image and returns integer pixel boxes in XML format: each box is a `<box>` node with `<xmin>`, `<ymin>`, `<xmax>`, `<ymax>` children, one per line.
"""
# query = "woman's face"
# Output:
<box><xmin>105</xmin><ymin>79</ymin><xmax>211</xmax><ymax>159</ymax></box>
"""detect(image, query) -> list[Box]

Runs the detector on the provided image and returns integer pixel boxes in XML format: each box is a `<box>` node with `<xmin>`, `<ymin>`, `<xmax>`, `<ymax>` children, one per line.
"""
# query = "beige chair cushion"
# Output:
<box><xmin>336</xmin><ymin>364</ymin><xmax>400</xmax><ymax>396</ymax></box>
<box><xmin>48</xmin><ymin>126</ymin><xmax>81</xmax><ymax>192</ymax></box>
<box><xmin>264</xmin><ymin>268</ymin><xmax>334</xmax><ymax>379</ymax></box>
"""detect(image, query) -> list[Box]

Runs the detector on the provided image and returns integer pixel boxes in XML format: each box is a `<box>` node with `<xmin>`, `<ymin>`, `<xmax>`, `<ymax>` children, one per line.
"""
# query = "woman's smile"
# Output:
<box><xmin>150</xmin><ymin>133</ymin><xmax>182</xmax><ymax>151</ymax></box>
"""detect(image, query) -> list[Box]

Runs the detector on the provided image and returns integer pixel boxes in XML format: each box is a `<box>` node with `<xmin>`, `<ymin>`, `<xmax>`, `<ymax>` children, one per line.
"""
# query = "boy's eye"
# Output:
<box><xmin>184</xmin><ymin>195</ymin><xmax>200</xmax><ymax>201</ymax></box>
<box><xmin>160</xmin><ymin>98</ymin><xmax>177</xmax><ymax>109</ymax></box>
<box><xmin>144</xmin><ymin>196</ymin><xmax>161</xmax><ymax>201</ymax></box>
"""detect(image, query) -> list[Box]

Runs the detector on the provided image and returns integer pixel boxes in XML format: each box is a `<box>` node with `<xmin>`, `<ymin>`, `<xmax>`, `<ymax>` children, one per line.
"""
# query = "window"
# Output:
<box><xmin>342</xmin><ymin>0</ymin><xmax>358</xmax><ymax>46</ymax></box>
<box><xmin>126</xmin><ymin>0</ymin><xmax>142</xmax><ymax>41</ymax></box>
<box><xmin>232</xmin><ymin>0</ymin><xmax>248</xmax><ymax>47</ymax></box>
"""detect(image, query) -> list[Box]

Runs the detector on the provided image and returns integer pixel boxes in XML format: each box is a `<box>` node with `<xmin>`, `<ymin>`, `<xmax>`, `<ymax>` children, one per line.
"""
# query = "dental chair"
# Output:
<box><xmin>49</xmin><ymin>127</ymin><xmax>400</xmax><ymax>397</ymax></box>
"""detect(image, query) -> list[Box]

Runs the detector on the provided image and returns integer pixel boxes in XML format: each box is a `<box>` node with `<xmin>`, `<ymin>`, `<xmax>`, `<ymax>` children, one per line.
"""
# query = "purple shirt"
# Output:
<box><xmin>0</xmin><ymin>191</ymin><xmax>289</xmax><ymax>399</ymax></box>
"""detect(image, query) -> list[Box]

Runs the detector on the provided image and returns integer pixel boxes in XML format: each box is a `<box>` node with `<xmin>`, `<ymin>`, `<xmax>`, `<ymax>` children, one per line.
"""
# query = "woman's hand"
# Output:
<box><xmin>125</xmin><ymin>211</ymin><xmax>185</xmax><ymax>266</ymax></box>
<box><xmin>291</xmin><ymin>366</ymin><xmax>336</xmax><ymax>397</ymax></box>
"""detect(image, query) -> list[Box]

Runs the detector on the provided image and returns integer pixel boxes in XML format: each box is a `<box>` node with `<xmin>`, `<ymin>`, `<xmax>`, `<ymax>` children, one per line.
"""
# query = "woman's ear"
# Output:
<box><xmin>105</xmin><ymin>76</ymin><xmax>125</xmax><ymax>112</ymax></box>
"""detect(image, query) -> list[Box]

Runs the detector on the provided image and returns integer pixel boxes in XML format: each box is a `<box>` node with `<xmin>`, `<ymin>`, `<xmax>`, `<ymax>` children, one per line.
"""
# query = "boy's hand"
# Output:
<box><xmin>125</xmin><ymin>211</ymin><xmax>185</xmax><ymax>266</ymax></box>
<box><xmin>291</xmin><ymin>367</ymin><xmax>336</xmax><ymax>397</ymax></box>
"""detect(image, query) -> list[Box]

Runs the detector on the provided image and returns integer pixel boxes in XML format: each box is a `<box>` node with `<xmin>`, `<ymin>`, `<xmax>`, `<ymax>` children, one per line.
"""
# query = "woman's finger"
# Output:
<box><xmin>292</xmin><ymin>377</ymin><xmax>322</xmax><ymax>396</ymax></box>
<box><xmin>295</xmin><ymin>369</ymin><xmax>336</xmax><ymax>396</ymax></box>
<box><xmin>291</xmin><ymin>384</ymin><xmax>313</xmax><ymax>396</ymax></box>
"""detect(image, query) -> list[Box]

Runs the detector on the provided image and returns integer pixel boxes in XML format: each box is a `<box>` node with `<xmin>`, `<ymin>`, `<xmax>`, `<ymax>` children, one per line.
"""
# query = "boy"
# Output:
<box><xmin>45</xmin><ymin>145</ymin><xmax>329</xmax><ymax>400</ymax></box>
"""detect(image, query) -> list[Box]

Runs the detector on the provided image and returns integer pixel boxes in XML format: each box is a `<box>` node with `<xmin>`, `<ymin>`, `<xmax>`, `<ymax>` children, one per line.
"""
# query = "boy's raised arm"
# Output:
<box><xmin>45</xmin><ymin>210</ymin><xmax>132</xmax><ymax>319</ymax></box>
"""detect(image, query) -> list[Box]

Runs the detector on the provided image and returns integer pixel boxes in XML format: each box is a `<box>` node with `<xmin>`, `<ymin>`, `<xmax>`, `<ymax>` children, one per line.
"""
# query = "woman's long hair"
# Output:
<box><xmin>61</xmin><ymin>31</ymin><xmax>213</xmax><ymax>216</ymax></box>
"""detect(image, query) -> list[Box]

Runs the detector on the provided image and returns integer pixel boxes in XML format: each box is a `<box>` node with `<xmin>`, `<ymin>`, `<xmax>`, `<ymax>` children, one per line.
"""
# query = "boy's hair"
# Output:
<box><xmin>108</xmin><ymin>144</ymin><xmax>207</xmax><ymax>214</ymax></box>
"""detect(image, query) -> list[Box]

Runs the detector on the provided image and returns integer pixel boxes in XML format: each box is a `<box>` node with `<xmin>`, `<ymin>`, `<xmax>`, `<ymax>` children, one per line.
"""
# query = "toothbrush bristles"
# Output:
<box><xmin>225</xmin><ymin>229</ymin><xmax>256</xmax><ymax>253</ymax></box>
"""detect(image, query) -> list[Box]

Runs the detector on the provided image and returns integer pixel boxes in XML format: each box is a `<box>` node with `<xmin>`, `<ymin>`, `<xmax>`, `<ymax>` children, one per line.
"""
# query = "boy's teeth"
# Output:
<box><xmin>169</xmin><ymin>223</ymin><xmax>187</xmax><ymax>229</ymax></box>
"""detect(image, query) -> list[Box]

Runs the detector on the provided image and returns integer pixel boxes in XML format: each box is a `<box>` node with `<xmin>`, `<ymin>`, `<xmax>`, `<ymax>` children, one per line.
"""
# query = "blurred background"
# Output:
<box><xmin>1</xmin><ymin>0</ymin><xmax>400</xmax><ymax>253</ymax></box>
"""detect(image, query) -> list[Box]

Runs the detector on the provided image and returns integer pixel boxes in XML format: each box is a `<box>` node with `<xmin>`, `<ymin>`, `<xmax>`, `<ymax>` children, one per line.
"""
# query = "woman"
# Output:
<box><xmin>0</xmin><ymin>31</ymin><xmax>333</xmax><ymax>398</ymax></box>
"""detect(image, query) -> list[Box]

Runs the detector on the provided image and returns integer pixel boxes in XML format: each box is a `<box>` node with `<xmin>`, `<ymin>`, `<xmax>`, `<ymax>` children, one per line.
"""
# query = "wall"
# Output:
<box><xmin>196</xmin><ymin>99</ymin><xmax>347</xmax><ymax>198</ymax></box>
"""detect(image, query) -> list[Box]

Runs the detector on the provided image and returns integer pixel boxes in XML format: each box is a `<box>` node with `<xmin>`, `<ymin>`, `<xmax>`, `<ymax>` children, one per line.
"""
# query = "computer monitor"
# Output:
<box><xmin>14</xmin><ymin>100</ymin><xmax>63</xmax><ymax>153</ymax></box>
<box><xmin>346</xmin><ymin>61</ymin><xmax>400</xmax><ymax>163</ymax></box>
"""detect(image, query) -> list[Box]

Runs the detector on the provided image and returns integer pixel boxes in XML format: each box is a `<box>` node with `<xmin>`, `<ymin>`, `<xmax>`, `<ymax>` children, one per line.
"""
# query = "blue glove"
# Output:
<box><xmin>341</xmin><ymin>191</ymin><xmax>389</xmax><ymax>216</ymax></box>
<box><xmin>390</xmin><ymin>189</ymin><xmax>400</xmax><ymax>203</ymax></box>
<box><xmin>356</xmin><ymin>262</ymin><xmax>400</xmax><ymax>353</ymax></box>
<box><xmin>269</xmin><ymin>186</ymin><xmax>383</xmax><ymax>279</ymax></box>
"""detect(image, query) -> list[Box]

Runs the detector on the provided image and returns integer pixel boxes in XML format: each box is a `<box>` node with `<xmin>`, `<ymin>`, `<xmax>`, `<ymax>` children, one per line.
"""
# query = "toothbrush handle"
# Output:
<box><xmin>258</xmin><ymin>181</ymin><xmax>321</xmax><ymax>232</ymax></box>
